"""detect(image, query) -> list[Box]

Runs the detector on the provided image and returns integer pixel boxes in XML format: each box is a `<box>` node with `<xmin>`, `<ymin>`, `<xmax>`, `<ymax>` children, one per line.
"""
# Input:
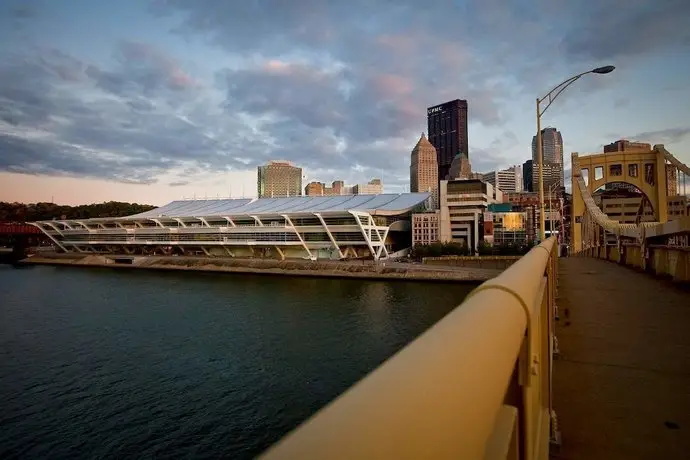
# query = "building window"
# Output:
<box><xmin>610</xmin><ymin>164</ymin><xmax>622</xmax><ymax>176</ymax></box>
<box><xmin>594</xmin><ymin>166</ymin><xmax>604</xmax><ymax>181</ymax></box>
<box><xmin>628</xmin><ymin>163</ymin><xmax>638</xmax><ymax>177</ymax></box>
<box><xmin>644</xmin><ymin>163</ymin><xmax>655</xmax><ymax>185</ymax></box>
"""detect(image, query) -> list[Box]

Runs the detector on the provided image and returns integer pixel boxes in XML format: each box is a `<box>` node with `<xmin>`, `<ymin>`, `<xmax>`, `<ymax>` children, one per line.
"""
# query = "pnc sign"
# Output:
<box><xmin>427</xmin><ymin>106</ymin><xmax>444</xmax><ymax>115</ymax></box>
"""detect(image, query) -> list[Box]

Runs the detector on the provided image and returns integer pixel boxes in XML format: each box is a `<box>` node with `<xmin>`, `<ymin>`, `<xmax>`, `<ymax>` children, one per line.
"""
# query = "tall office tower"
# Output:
<box><xmin>410</xmin><ymin>133</ymin><xmax>439</xmax><ymax>207</ymax></box>
<box><xmin>427</xmin><ymin>99</ymin><xmax>469</xmax><ymax>181</ymax></box>
<box><xmin>448</xmin><ymin>153</ymin><xmax>472</xmax><ymax>180</ymax></box>
<box><xmin>532</xmin><ymin>127</ymin><xmax>564</xmax><ymax>189</ymax></box>
<box><xmin>523</xmin><ymin>160</ymin><xmax>534</xmax><ymax>192</ymax></box>
<box><xmin>482</xmin><ymin>165</ymin><xmax>523</xmax><ymax>193</ymax></box>
<box><xmin>257</xmin><ymin>160</ymin><xmax>303</xmax><ymax>198</ymax></box>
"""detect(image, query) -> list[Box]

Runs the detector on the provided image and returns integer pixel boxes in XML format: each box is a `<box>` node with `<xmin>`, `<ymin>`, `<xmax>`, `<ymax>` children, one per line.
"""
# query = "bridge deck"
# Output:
<box><xmin>553</xmin><ymin>257</ymin><xmax>690</xmax><ymax>459</ymax></box>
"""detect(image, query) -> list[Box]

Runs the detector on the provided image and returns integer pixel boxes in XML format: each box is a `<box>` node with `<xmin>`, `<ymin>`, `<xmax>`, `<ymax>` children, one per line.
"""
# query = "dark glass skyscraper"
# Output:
<box><xmin>531</xmin><ymin>127</ymin><xmax>564</xmax><ymax>190</ymax></box>
<box><xmin>427</xmin><ymin>99</ymin><xmax>468</xmax><ymax>180</ymax></box>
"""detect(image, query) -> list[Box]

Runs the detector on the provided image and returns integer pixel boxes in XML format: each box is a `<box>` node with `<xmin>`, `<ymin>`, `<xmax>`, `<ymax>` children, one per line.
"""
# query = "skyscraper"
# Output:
<box><xmin>410</xmin><ymin>133</ymin><xmax>439</xmax><ymax>208</ymax></box>
<box><xmin>427</xmin><ymin>99</ymin><xmax>469</xmax><ymax>181</ymax></box>
<box><xmin>482</xmin><ymin>165</ymin><xmax>523</xmax><ymax>193</ymax></box>
<box><xmin>523</xmin><ymin>159</ymin><xmax>533</xmax><ymax>192</ymax></box>
<box><xmin>531</xmin><ymin>127</ymin><xmax>564</xmax><ymax>190</ymax></box>
<box><xmin>257</xmin><ymin>160</ymin><xmax>303</xmax><ymax>197</ymax></box>
<box><xmin>448</xmin><ymin>153</ymin><xmax>472</xmax><ymax>180</ymax></box>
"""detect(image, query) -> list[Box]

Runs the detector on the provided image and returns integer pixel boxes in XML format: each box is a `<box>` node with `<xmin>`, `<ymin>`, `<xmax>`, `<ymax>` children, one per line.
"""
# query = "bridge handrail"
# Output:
<box><xmin>261</xmin><ymin>237</ymin><xmax>558</xmax><ymax>459</ymax></box>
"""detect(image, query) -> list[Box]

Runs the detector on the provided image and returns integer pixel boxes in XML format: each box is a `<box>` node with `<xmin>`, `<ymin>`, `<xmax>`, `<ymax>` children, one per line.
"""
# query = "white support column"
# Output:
<box><xmin>223</xmin><ymin>217</ymin><xmax>237</xmax><ymax>227</ymax></box>
<box><xmin>134</xmin><ymin>221</ymin><xmax>144</xmax><ymax>228</ymax></box>
<box><xmin>115</xmin><ymin>222</ymin><xmax>126</xmax><ymax>229</ymax></box>
<box><xmin>274</xmin><ymin>246</ymin><xmax>285</xmax><ymax>260</ymax></box>
<box><xmin>151</xmin><ymin>219</ymin><xmax>166</xmax><ymax>228</ymax></box>
<box><xmin>198</xmin><ymin>217</ymin><xmax>211</xmax><ymax>228</ymax></box>
<box><xmin>46</xmin><ymin>221</ymin><xmax>83</xmax><ymax>252</ymax></box>
<box><xmin>250</xmin><ymin>215</ymin><xmax>264</xmax><ymax>226</ymax></box>
<box><xmin>366</xmin><ymin>215</ymin><xmax>390</xmax><ymax>260</ymax></box>
<box><xmin>222</xmin><ymin>245</ymin><xmax>235</xmax><ymax>257</ymax></box>
<box><xmin>75</xmin><ymin>221</ymin><xmax>93</xmax><ymax>231</ymax></box>
<box><xmin>200</xmin><ymin>246</ymin><xmax>212</xmax><ymax>257</ymax></box>
<box><xmin>173</xmin><ymin>218</ymin><xmax>187</xmax><ymax>228</ymax></box>
<box><xmin>31</xmin><ymin>222</ymin><xmax>69</xmax><ymax>252</ymax></box>
<box><xmin>58</xmin><ymin>221</ymin><xmax>74</xmax><ymax>230</ymax></box>
<box><xmin>314</xmin><ymin>213</ymin><xmax>344</xmax><ymax>259</ymax></box>
<box><xmin>474</xmin><ymin>212</ymin><xmax>479</xmax><ymax>254</ymax></box>
<box><xmin>374</xmin><ymin>226</ymin><xmax>390</xmax><ymax>259</ymax></box>
<box><xmin>350</xmin><ymin>211</ymin><xmax>381</xmax><ymax>260</ymax></box>
<box><xmin>281</xmin><ymin>214</ymin><xmax>314</xmax><ymax>259</ymax></box>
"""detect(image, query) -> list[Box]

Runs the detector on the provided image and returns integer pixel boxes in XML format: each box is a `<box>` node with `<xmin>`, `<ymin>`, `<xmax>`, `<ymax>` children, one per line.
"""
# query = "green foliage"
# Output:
<box><xmin>413</xmin><ymin>240</ymin><xmax>537</xmax><ymax>259</ymax></box>
<box><xmin>477</xmin><ymin>240</ymin><xmax>493</xmax><ymax>255</ymax></box>
<box><xmin>478</xmin><ymin>241</ymin><xmax>536</xmax><ymax>256</ymax></box>
<box><xmin>0</xmin><ymin>201</ymin><xmax>156</xmax><ymax>222</ymax></box>
<box><xmin>410</xmin><ymin>242</ymin><xmax>471</xmax><ymax>260</ymax></box>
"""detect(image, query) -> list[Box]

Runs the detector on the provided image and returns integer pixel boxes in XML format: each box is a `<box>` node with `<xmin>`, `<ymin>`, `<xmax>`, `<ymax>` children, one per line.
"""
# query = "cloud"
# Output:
<box><xmin>559</xmin><ymin>0</ymin><xmax>690</xmax><ymax>61</ymax></box>
<box><xmin>0</xmin><ymin>0</ymin><xmax>687</xmax><ymax>191</ymax></box>
<box><xmin>626</xmin><ymin>127</ymin><xmax>690</xmax><ymax>146</ymax></box>
<box><xmin>9</xmin><ymin>4</ymin><xmax>37</xmax><ymax>19</ymax></box>
<box><xmin>613</xmin><ymin>98</ymin><xmax>629</xmax><ymax>108</ymax></box>
<box><xmin>0</xmin><ymin>44</ymin><xmax>266</xmax><ymax>182</ymax></box>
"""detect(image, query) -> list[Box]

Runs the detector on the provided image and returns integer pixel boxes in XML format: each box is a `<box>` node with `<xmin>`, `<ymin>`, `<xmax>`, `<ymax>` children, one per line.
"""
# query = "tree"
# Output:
<box><xmin>0</xmin><ymin>201</ymin><xmax>156</xmax><ymax>222</ymax></box>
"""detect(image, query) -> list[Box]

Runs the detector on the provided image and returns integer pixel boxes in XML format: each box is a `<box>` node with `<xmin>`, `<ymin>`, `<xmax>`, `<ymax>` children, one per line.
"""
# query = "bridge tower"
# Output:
<box><xmin>571</xmin><ymin>145</ymin><xmax>669</xmax><ymax>252</ymax></box>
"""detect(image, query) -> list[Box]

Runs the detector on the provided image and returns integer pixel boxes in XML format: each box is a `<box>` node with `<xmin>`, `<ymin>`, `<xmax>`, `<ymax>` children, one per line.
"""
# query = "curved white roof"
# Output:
<box><xmin>127</xmin><ymin>193</ymin><xmax>430</xmax><ymax>219</ymax></box>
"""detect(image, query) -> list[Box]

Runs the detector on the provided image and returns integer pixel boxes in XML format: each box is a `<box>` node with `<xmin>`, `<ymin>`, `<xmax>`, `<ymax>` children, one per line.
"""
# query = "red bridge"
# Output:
<box><xmin>0</xmin><ymin>223</ymin><xmax>43</xmax><ymax>235</ymax></box>
<box><xmin>0</xmin><ymin>223</ymin><xmax>49</xmax><ymax>261</ymax></box>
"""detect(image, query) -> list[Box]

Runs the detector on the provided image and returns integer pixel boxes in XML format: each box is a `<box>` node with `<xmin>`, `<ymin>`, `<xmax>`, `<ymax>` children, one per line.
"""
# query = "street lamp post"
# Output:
<box><xmin>536</xmin><ymin>65</ymin><xmax>615</xmax><ymax>241</ymax></box>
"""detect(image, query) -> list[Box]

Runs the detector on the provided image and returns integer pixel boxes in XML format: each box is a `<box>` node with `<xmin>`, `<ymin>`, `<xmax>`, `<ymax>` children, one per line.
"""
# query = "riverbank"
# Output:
<box><xmin>20</xmin><ymin>253</ymin><xmax>502</xmax><ymax>283</ymax></box>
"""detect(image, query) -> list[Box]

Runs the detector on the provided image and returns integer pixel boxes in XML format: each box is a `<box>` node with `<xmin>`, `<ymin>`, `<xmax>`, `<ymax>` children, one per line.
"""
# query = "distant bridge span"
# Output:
<box><xmin>0</xmin><ymin>223</ymin><xmax>43</xmax><ymax>235</ymax></box>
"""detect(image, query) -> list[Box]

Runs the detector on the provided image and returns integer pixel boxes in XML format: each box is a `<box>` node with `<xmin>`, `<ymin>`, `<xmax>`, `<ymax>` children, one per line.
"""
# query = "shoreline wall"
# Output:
<box><xmin>20</xmin><ymin>254</ymin><xmax>502</xmax><ymax>283</ymax></box>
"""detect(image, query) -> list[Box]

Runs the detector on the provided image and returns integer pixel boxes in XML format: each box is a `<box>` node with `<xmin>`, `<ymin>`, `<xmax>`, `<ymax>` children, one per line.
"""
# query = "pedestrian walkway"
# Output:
<box><xmin>552</xmin><ymin>257</ymin><xmax>690</xmax><ymax>459</ymax></box>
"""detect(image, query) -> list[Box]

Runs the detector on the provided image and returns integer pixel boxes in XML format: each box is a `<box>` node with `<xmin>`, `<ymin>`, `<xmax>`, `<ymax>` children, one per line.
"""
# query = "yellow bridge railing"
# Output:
<box><xmin>261</xmin><ymin>237</ymin><xmax>559</xmax><ymax>460</ymax></box>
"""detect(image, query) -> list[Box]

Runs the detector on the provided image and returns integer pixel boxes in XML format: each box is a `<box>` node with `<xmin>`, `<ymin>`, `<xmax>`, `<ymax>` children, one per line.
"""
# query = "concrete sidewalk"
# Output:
<box><xmin>553</xmin><ymin>257</ymin><xmax>690</xmax><ymax>460</ymax></box>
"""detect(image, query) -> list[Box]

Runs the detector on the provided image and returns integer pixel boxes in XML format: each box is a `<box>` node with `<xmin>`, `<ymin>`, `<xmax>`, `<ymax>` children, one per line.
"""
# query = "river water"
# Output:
<box><xmin>0</xmin><ymin>265</ymin><xmax>473</xmax><ymax>459</ymax></box>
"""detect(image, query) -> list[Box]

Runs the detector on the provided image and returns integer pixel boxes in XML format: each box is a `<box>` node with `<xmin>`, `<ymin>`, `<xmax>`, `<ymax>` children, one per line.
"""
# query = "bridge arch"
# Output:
<box><xmin>571</xmin><ymin>147</ymin><xmax>668</xmax><ymax>252</ymax></box>
<box><xmin>591</xmin><ymin>181</ymin><xmax>657</xmax><ymax>216</ymax></box>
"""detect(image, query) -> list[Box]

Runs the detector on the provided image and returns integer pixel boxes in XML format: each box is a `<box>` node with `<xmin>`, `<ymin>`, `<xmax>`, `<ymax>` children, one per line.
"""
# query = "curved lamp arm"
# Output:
<box><xmin>538</xmin><ymin>71</ymin><xmax>591</xmax><ymax>117</ymax></box>
<box><xmin>538</xmin><ymin>66</ymin><xmax>615</xmax><ymax>117</ymax></box>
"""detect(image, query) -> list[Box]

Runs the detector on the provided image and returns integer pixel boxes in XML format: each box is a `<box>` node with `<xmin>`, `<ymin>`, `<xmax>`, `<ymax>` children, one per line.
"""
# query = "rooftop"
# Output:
<box><xmin>113</xmin><ymin>193</ymin><xmax>431</xmax><ymax>220</ymax></box>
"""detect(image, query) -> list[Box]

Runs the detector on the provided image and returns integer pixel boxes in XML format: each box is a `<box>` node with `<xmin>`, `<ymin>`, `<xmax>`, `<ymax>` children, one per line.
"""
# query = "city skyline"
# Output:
<box><xmin>1</xmin><ymin>1</ymin><xmax>689</xmax><ymax>206</ymax></box>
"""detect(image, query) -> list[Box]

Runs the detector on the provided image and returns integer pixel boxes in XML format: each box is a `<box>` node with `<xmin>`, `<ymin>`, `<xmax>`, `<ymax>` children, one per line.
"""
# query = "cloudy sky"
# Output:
<box><xmin>1</xmin><ymin>0</ymin><xmax>689</xmax><ymax>205</ymax></box>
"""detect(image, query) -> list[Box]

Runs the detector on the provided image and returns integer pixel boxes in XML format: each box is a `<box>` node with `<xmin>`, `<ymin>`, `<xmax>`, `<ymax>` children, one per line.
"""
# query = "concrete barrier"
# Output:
<box><xmin>422</xmin><ymin>255</ymin><xmax>522</xmax><ymax>270</ymax></box>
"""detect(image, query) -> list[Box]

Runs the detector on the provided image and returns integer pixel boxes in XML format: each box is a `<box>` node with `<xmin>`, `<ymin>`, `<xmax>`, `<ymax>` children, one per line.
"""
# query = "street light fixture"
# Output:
<box><xmin>536</xmin><ymin>65</ymin><xmax>615</xmax><ymax>241</ymax></box>
<box><xmin>592</xmin><ymin>66</ymin><xmax>616</xmax><ymax>74</ymax></box>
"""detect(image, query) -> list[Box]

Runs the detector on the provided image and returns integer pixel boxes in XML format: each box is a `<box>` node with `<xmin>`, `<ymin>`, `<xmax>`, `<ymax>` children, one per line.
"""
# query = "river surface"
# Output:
<box><xmin>0</xmin><ymin>265</ymin><xmax>474</xmax><ymax>459</ymax></box>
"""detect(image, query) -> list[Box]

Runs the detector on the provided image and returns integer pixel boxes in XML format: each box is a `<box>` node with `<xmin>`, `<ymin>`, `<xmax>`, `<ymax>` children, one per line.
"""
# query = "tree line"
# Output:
<box><xmin>410</xmin><ymin>240</ymin><xmax>536</xmax><ymax>260</ymax></box>
<box><xmin>0</xmin><ymin>201</ymin><xmax>156</xmax><ymax>222</ymax></box>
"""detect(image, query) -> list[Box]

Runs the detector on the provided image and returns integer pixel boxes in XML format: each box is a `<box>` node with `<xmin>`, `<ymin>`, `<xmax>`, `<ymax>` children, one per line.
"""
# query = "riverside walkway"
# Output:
<box><xmin>553</xmin><ymin>257</ymin><xmax>690</xmax><ymax>459</ymax></box>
